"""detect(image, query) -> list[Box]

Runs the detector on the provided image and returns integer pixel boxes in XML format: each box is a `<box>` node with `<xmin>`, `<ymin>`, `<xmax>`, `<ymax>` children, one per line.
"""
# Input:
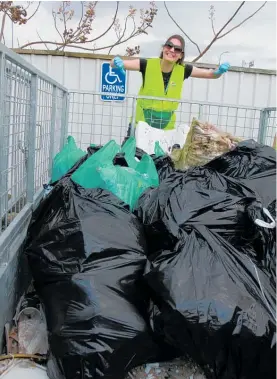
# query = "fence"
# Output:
<box><xmin>258</xmin><ymin>107</ymin><xmax>276</xmax><ymax>147</ymax></box>
<box><xmin>68</xmin><ymin>91</ymin><xmax>276</xmax><ymax>149</ymax></box>
<box><xmin>0</xmin><ymin>43</ymin><xmax>68</xmax><ymax>255</ymax></box>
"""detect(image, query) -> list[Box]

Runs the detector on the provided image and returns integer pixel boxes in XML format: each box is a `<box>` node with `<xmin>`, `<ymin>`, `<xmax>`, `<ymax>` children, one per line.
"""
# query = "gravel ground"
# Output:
<box><xmin>126</xmin><ymin>359</ymin><xmax>206</xmax><ymax>379</ymax></box>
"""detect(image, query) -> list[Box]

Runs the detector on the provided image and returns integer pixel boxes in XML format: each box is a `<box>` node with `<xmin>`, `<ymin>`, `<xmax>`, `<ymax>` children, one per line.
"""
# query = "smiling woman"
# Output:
<box><xmin>111</xmin><ymin>34</ymin><xmax>230</xmax><ymax>131</ymax></box>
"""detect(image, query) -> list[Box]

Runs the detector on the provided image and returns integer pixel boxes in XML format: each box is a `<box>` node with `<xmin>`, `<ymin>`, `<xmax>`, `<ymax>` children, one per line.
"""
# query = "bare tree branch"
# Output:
<box><xmin>25</xmin><ymin>2</ymin><xmax>32</xmax><ymax>12</ymax></box>
<box><xmin>70</xmin><ymin>2</ymin><xmax>97</xmax><ymax>45</ymax></box>
<box><xmin>36</xmin><ymin>29</ymin><xmax>49</xmax><ymax>50</ymax></box>
<box><xmin>0</xmin><ymin>1</ymin><xmax>41</xmax><ymax>43</ymax></box>
<box><xmin>163</xmin><ymin>1</ymin><xmax>266</xmax><ymax>63</ymax></box>
<box><xmin>55</xmin><ymin>1</ymin><xmax>98</xmax><ymax>51</ymax></box>
<box><xmin>217</xmin><ymin>1</ymin><xmax>267</xmax><ymax>40</ymax></box>
<box><xmin>78</xmin><ymin>1</ymin><xmax>85</xmax><ymax>31</ymax></box>
<box><xmin>20</xmin><ymin>40</ymin><xmax>68</xmax><ymax>49</ymax></box>
<box><xmin>108</xmin><ymin>12</ymin><xmax>131</xmax><ymax>54</ymax></box>
<box><xmin>52</xmin><ymin>9</ymin><xmax>64</xmax><ymax>43</ymax></box>
<box><xmin>164</xmin><ymin>1</ymin><xmax>201</xmax><ymax>55</ymax></box>
<box><xmin>62</xmin><ymin>2</ymin><xmax>67</xmax><ymax>50</ymax></box>
<box><xmin>209</xmin><ymin>5</ymin><xmax>216</xmax><ymax>36</ymax></box>
<box><xmin>114</xmin><ymin>19</ymin><xmax>121</xmax><ymax>40</ymax></box>
<box><xmin>192</xmin><ymin>1</ymin><xmax>245</xmax><ymax>62</ymax></box>
<box><xmin>20</xmin><ymin>31</ymin><xmax>138</xmax><ymax>51</ymax></box>
<box><xmin>109</xmin><ymin>13</ymin><xmax>140</xmax><ymax>55</ymax></box>
<box><xmin>26</xmin><ymin>1</ymin><xmax>41</xmax><ymax>21</ymax></box>
<box><xmin>19</xmin><ymin>1</ymin><xmax>157</xmax><ymax>56</ymax></box>
<box><xmin>211</xmin><ymin>19</ymin><xmax>216</xmax><ymax>36</ymax></box>
<box><xmin>20</xmin><ymin>26</ymin><xmax>143</xmax><ymax>52</ymax></box>
<box><xmin>72</xmin><ymin>30</ymin><xmax>140</xmax><ymax>52</ymax></box>
<box><xmin>0</xmin><ymin>11</ymin><xmax>7</xmax><ymax>42</ymax></box>
<box><xmin>84</xmin><ymin>1</ymin><xmax>119</xmax><ymax>44</ymax></box>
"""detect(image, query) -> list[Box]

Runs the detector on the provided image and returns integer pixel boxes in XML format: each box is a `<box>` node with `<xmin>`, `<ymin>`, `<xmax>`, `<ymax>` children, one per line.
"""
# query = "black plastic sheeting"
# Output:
<box><xmin>25</xmin><ymin>178</ymin><xmax>163</xmax><ymax>379</ymax></box>
<box><xmin>206</xmin><ymin>140</ymin><xmax>276</xmax><ymax>279</ymax></box>
<box><xmin>135</xmin><ymin>141</ymin><xmax>276</xmax><ymax>379</ymax></box>
<box><xmin>206</xmin><ymin>140</ymin><xmax>276</xmax><ymax>207</ymax></box>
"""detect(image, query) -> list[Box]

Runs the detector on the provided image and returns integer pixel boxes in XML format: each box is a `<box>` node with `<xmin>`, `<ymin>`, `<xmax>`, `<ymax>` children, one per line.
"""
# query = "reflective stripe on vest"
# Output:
<box><xmin>136</xmin><ymin>58</ymin><xmax>184</xmax><ymax>130</ymax></box>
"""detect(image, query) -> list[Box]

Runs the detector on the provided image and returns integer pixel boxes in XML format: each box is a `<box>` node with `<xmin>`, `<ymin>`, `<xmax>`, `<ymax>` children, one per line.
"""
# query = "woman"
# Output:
<box><xmin>111</xmin><ymin>34</ymin><xmax>230</xmax><ymax>132</ymax></box>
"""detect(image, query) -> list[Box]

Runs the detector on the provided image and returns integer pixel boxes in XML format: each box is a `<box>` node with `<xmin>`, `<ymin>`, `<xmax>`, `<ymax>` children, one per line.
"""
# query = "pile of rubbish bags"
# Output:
<box><xmin>23</xmin><ymin>129</ymin><xmax>276</xmax><ymax>379</ymax></box>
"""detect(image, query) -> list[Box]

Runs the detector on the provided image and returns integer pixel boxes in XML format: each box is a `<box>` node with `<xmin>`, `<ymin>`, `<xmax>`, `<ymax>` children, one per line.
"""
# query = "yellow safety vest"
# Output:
<box><xmin>136</xmin><ymin>58</ymin><xmax>185</xmax><ymax>130</ymax></box>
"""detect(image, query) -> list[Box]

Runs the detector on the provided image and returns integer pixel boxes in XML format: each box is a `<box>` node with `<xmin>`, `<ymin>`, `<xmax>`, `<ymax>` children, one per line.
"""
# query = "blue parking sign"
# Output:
<box><xmin>101</xmin><ymin>62</ymin><xmax>127</xmax><ymax>101</ymax></box>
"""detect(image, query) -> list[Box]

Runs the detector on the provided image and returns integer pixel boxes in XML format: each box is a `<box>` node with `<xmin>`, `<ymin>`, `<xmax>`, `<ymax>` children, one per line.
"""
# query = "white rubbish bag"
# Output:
<box><xmin>1</xmin><ymin>360</ymin><xmax>50</xmax><ymax>379</ymax></box>
<box><xmin>135</xmin><ymin>121</ymin><xmax>189</xmax><ymax>155</ymax></box>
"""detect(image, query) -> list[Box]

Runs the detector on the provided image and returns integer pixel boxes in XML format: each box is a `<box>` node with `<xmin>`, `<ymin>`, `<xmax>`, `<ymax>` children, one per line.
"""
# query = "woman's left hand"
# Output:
<box><xmin>214</xmin><ymin>62</ymin><xmax>230</xmax><ymax>76</ymax></box>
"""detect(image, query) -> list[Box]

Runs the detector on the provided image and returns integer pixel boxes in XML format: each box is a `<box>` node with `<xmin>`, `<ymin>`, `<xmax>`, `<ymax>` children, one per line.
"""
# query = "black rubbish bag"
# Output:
<box><xmin>144</xmin><ymin>226</ymin><xmax>276</xmax><ymax>379</ymax></box>
<box><xmin>135</xmin><ymin>167</ymin><xmax>276</xmax><ymax>379</ymax></box>
<box><xmin>205</xmin><ymin>140</ymin><xmax>276</xmax><ymax>268</ymax></box>
<box><xmin>151</xmin><ymin>155</ymin><xmax>175</xmax><ymax>182</ymax></box>
<box><xmin>137</xmin><ymin>165</ymin><xmax>276</xmax><ymax>265</ymax></box>
<box><xmin>206</xmin><ymin>140</ymin><xmax>276</xmax><ymax>207</ymax></box>
<box><xmin>136</xmin><ymin>167</ymin><xmax>259</xmax><ymax>255</ymax></box>
<box><xmin>245</xmin><ymin>201</ymin><xmax>276</xmax><ymax>285</ymax></box>
<box><xmin>25</xmin><ymin>178</ymin><xmax>161</xmax><ymax>379</ymax></box>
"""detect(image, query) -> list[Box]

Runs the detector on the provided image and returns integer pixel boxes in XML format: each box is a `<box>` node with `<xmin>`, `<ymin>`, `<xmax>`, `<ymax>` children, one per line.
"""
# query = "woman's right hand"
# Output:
<box><xmin>111</xmin><ymin>57</ymin><xmax>140</xmax><ymax>72</ymax></box>
<box><xmin>113</xmin><ymin>56</ymin><xmax>124</xmax><ymax>70</ymax></box>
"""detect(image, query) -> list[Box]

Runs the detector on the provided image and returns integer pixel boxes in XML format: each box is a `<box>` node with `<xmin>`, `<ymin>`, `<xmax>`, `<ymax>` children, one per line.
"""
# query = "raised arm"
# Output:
<box><xmin>110</xmin><ymin>56</ymin><xmax>140</xmax><ymax>71</ymax></box>
<box><xmin>191</xmin><ymin>63</ymin><xmax>230</xmax><ymax>79</ymax></box>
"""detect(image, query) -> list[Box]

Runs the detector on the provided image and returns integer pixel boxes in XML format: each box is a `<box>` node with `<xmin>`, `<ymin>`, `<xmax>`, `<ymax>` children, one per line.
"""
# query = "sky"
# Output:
<box><xmin>4</xmin><ymin>1</ymin><xmax>277</xmax><ymax>69</ymax></box>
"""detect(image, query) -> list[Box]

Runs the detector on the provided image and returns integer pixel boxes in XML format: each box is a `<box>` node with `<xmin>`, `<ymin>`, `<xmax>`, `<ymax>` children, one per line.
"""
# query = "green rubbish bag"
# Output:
<box><xmin>154</xmin><ymin>141</ymin><xmax>165</xmax><ymax>157</ymax></box>
<box><xmin>51</xmin><ymin>136</ymin><xmax>86</xmax><ymax>183</ymax></box>
<box><xmin>121</xmin><ymin>136</ymin><xmax>138</xmax><ymax>169</ymax></box>
<box><xmin>71</xmin><ymin>140</ymin><xmax>121</xmax><ymax>188</ymax></box>
<box><xmin>72</xmin><ymin>139</ymin><xmax>159</xmax><ymax>209</ymax></box>
<box><xmin>94</xmin><ymin>165</ymin><xmax>155</xmax><ymax>209</ymax></box>
<box><xmin>136</xmin><ymin>154</ymin><xmax>159</xmax><ymax>187</ymax></box>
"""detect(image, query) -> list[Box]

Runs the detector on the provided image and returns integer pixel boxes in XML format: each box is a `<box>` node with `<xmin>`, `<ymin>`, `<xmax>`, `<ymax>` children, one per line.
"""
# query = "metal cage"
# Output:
<box><xmin>0</xmin><ymin>43</ymin><xmax>276</xmax><ymax>242</ymax></box>
<box><xmin>0</xmin><ymin>44</ymin><xmax>68</xmax><ymax>243</ymax></box>
<box><xmin>68</xmin><ymin>90</ymin><xmax>276</xmax><ymax>150</ymax></box>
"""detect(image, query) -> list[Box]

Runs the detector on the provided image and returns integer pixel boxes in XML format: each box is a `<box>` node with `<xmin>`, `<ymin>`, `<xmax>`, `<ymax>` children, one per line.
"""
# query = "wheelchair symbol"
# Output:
<box><xmin>105</xmin><ymin>66</ymin><xmax>122</xmax><ymax>85</ymax></box>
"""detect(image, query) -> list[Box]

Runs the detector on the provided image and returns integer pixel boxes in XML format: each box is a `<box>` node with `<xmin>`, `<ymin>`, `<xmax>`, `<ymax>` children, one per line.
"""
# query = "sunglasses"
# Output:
<box><xmin>164</xmin><ymin>41</ymin><xmax>183</xmax><ymax>53</ymax></box>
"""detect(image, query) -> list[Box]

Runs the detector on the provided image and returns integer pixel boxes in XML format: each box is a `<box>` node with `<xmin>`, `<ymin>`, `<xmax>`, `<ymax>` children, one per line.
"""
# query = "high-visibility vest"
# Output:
<box><xmin>136</xmin><ymin>58</ymin><xmax>184</xmax><ymax>130</ymax></box>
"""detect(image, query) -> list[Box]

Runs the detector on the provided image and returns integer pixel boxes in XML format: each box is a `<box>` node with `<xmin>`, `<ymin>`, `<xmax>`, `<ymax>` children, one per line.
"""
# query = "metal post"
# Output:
<box><xmin>60</xmin><ymin>90</ymin><xmax>69</xmax><ymax>150</ymax></box>
<box><xmin>257</xmin><ymin>108</ymin><xmax>269</xmax><ymax>144</ymax></box>
<box><xmin>48</xmin><ymin>85</ymin><xmax>57</xmax><ymax>177</ymax></box>
<box><xmin>26</xmin><ymin>74</ymin><xmax>38</xmax><ymax>203</ymax></box>
<box><xmin>198</xmin><ymin>104</ymin><xmax>203</xmax><ymax>120</ymax></box>
<box><xmin>129</xmin><ymin>96</ymin><xmax>137</xmax><ymax>137</ymax></box>
<box><xmin>0</xmin><ymin>52</ymin><xmax>5</xmax><ymax>223</ymax></box>
<box><xmin>0</xmin><ymin>52</ymin><xmax>8</xmax><ymax>225</ymax></box>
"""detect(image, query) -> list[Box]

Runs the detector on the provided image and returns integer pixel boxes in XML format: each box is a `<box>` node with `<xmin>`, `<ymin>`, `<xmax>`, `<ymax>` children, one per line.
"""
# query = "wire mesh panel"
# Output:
<box><xmin>68</xmin><ymin>92</ymin><xmax>271</xmax><ymax>147</ymax></box>
<box><xmin>0</xmin><ymin>45</ymin><xmax>68</xmax><ymax>236</ymax></box>
<box><xmin>68</xmin><ymin>91</ymin><xmax>135</xmax><ymax>148</ymax></box>
<box><xmin>264</xmin><ymin>109</ymin><xmax>276</xmax><ymax>147</ymax></box>
<box><xmin>173</xmin><ymin>102</ymin><xmax>261</xmax><ymax>140</ymax></box>
<box><xmin>34</xmin><ymin>78</ymin><xmax>52</xmax><ymax>193</ymax></box>
<box><xmin>55</xmin><ymin>89</ymin><xmax>65</xmax><ymax>153</ymax></box>
<box><xmin>0</xmin><ymin>56</ymin><xmax>30</xmax><ymax>232</ymax></box>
